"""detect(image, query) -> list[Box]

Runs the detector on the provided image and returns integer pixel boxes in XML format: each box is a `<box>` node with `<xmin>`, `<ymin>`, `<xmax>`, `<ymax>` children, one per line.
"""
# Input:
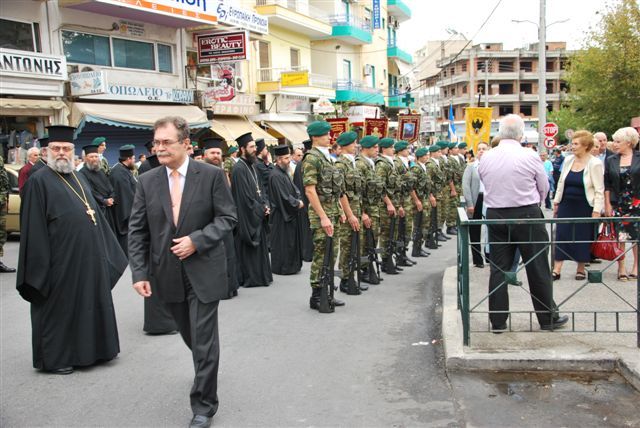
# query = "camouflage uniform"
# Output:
<box><xmin>302</xmin><ymin>148</ymin><xmax>343</xmax><ymax>288</ymax></box>
<box><xmin>438</xmin><ymin>156</ymin><xmax>453</xmax><ymax>228</ymax></box>
<box><xmin>223</xmin><ymin>157</ymin><xmax>236</xmax><ymax>179</ymax></box>
<box><xmin>99</xmin><ymin>156</ymin><xmax>110</xmax><ymax>176</ymax></box>
<box><xmin>376</xmin><ymin>156</ymin><xmax>401</xmax><ymax>259</ymax></box>
<box><xmin>394</xmin><ymin>157</ymin><xmax>416</xmax><ymax>246</ymax></box>
<box><xmin>335</xmin><ymin>154</ymin><xmax>362</xmax><ymax>279</ymax></box>
<box><xmin>410</xmin><ymin>161</ymin><xmax>431</xmax><ymax>241</ymax></box>
<box><xmin>356</xmin><ymin>155</ymin><xmax>384</xmax><ymax>267</ymax></box>
<box><xmin>427</xmin><ymin>157</ymin><xmax>446</xmax><ymax>230</ymax></box>
<box><xmin>0</xmin><ymin>156</ymin><xmax>8</xmax><ymax>258</ymax></box>
<box><xmin>447</xmin><ymin>154</ymin><xmax>465</xmax><ymax>225</ymax></box>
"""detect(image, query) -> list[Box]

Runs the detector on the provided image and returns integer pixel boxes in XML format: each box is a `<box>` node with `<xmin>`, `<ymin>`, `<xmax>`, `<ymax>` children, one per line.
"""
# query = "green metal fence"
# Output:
<box><xmin>456</xmin><ymin>207</ymin><xmax>639</xmax><ymax>347</ymax></box>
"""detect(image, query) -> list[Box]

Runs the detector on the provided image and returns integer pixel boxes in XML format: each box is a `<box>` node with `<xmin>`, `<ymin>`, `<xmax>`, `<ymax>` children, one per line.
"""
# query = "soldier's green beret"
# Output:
<box><xmin>449</xmin><ymin>142</ymin><xmax>457</xmax><ymax>149</ymax></box>
<box><xmin>394</xmin><ymin>140</ymin><xmax>409</xmax><ymax>152</ymax></box>
<box><xmin>457</xmin><ymin>143</ymin><xmax>467</xmax><ymax>149</ymax></box>
<box><xmin>428</xmin><ymin>145</ymin><xmax>441</xmax><ymax>153</ymax></box>
<box><xmin>307</xmin><ymin>120</ymin><xmax>331</xmax><ymax>137</ymax></box>
<box><xmin>379</xmin><ymin>137</ymin><xmax>395</xmax><ymax>148</ymax></box>
<box><xmin>415</xmin><ymin>147</ymin><xmax>429</xmax><ymax>158</ymax></box>
<box><xmin>336</xmin><ymin>131</ymin><xmax>357</xmax><ymax>146</ymax></box>
<box><xmin>436</xmin><ymin>141</ymin><xmax>449</xmax><ymax>149</ymax></box>
<box><xmin>227</xmin><ymin>146</ymin><xmax>238</xmax><ymax>155</ymax></box>
<box><xmin>92</xmin><ymin>137</ymin><xmax>106</xmax><ymax>146</ymax></box>
<box><xmin>360</xmin><ymin>135</ymin><xmax>379</xmax><ymax>148</ymax></box>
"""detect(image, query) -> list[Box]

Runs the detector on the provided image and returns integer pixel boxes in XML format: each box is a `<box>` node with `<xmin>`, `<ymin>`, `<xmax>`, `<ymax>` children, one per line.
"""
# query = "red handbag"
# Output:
<box><xmin>591</xmin><ymin>222</ymin><xmax>625</xmax><ymax>261</ymax></box>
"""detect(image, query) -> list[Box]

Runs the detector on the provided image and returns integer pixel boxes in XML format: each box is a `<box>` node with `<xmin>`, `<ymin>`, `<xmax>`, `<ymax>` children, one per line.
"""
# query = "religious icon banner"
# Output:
<box><xmin>398</xmin><ymin>114</ymin><xmax>421</xmax><ymax>143</ymax></box>
<box><xmin>326</xmin><ymin>118</ymin><xmax>349</xmax><ymax>143</ymax></box>
<box><xmin>364</xmin><ymin>118</ymin><xmax>388</xmax><ymax>138</ymax></box>
<box><xmin>464</xmin><ymin>107</ymin><xmax>493</xmax><ymax>153</ymax></box>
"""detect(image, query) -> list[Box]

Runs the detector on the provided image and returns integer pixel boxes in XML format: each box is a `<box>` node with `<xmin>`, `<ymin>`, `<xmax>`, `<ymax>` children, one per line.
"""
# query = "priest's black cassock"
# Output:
<box><xmin>231</xmin><ymin>157</ymin><xmax>273</xmax><ymax>287</ymax></box>
<box><xmin>17</xmin><ymin>167</ymin><xmax>127</xmax><ymax>371</ymax></box>
<box><xmin>268</xmin><ymin>164</ymin><xmax>302</xmax><ymax>274</ymax></box>
<box><xmin>293</xmin><ymin>160</ymin><xmax>313</xmax><ymax>262</ymax></box>
<box><xmin>79</xmin><ymin>166</ymin><xmax>116</xmax><ymax>232</ymax></box>
<box><xmin>109</xmin><ymin>162</ymin><xmax>136</xmax><ymax>256</ymax></box>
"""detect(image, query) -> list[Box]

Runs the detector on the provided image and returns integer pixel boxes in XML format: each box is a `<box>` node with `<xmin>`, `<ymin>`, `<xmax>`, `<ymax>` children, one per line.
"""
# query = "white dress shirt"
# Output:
<box><xmin>166</xmin><ymin>156</ymin><xmax>189</xmax><ymax>194</ymax></box>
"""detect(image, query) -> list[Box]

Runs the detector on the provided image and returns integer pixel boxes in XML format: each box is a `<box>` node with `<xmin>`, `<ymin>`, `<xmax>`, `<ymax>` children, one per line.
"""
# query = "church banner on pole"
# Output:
<box><xmin>464</xmin><ymin>107</ymin><xmax>493</xmax><ymax>153</ymax></box>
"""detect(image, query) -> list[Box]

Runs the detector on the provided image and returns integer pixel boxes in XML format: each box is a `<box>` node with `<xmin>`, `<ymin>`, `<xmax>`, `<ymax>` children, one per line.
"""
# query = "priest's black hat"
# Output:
<box><xmin>46</xmin><ymin>125</ymin><xmax>76</xmax><ymax>144</ymax></box>
<box><xmin>38</xmin><ymin>136</ymin><xmax>49</xmax><ymax>147</ymax></box>
<box><xmin>235</xmin><ymin>132</ymin><xmax>253</xmax><ymax>148</ymax></box>
<box><xmin>302</xmin><ymin>139</ymin><xmax>312</xmax><ymax>151</ymax></box>
<box><xmin>255</xmin><ymin>138</ymin><xmax>265</xmax><ymax>154</ymax></box>
<box><xmin>274</xmin><ymin>145</ymin><xmax>290</xmax><ymax>157</ymax></box>
<box><xmin>83</xmin><ymin>145</ymin><xmax>99</xmax><ymax>155</ymax></box>
<box><xmin>119</xmin><ymin>144</ymin><xmax>135</xmax><ymax>158</ymax></box>
<box><xmin>147</xmin><ymin>154</ymin><xmax>160</xmax><ymax>169</ymax></box>
<box><xmin>202</xmin><ymin>137</ymin><xmax>225</xmax><ymax>150</ymax></box>
<box><xmin>193</xmin><ymin>148</ymin><xmax>203</xmax><ymax>157</ymax></box>
<box><xmin>144</xmin><ymin>140</ymin><xmax>154</xmax><ymax>152</ymax></box>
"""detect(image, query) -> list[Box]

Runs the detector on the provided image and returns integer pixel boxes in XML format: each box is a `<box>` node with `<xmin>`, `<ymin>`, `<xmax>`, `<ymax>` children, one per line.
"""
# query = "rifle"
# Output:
<box><xmin>411</xmin><ymin>210</ymin><xmax>424</xmax><ymax>257</ymax></box>
<box><xmin>345</xmin><ymin>229</ymin><xmax>361</xmax><ymax>295</ymax></box>
<box><xmin>396</xmin><ymin>215</ymin><xmax>415</xmax><ymax>267</ymax></box>
<box><xmin>384</xmin><ymin>216</ymin><xmax>399</xmax><ymax>274</ymax></box>
<box><xmin>426</xmin><ymin>205</ymin><xmax>439</xmax><ymax>250</ymax></box>
<box><xmin>362</xmin><ymin>227</ymin><xmax>382</xmax><ymax>284</ymax></box>
<box><xmin>319</xmin><ymin>235</ymin><xmax>335</xmax><ymax>313</ymax></box>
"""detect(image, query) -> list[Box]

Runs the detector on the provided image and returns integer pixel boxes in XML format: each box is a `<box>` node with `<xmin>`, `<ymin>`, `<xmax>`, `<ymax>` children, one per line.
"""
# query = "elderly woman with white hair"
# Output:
<box><xmin>604</xmin><ymin>127</ymin><xmax>640</xmax><ymax>281</ymax></box>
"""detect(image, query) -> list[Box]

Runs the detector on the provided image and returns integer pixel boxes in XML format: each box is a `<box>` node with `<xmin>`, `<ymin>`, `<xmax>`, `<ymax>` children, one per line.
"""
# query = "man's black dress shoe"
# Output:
<box><xmin>47</xmin><ymin>366</ymin><xmax>74</xmax><ymax>375</ymax></box>
<box><xmin>540</xmin><ymin>315</ymin><xmax>569</xmax><ymax>331</ymax></box>
<box><xmin>189</xmin><ymin>415</ymin><xmax>212</xmax><ymax>428</ymax></box>
<box><xmin>0</xmin><ymin>261</ymin><xmax>16</xmax><ymax>273</ymax></box>
<box><xmin>491</xmin><ymin>323</ymin><xmax>507</xmax><ymax>334</ymax></box>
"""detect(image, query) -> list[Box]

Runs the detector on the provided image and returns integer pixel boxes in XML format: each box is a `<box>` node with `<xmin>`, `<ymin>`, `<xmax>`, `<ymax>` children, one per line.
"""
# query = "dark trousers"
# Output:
<box><xmin>168</xmin><ymin>273</ymin><xmax>220</xmax><ymax>417</ymax></box>
<box><xmin>469</xmin><ymin>193</ymin><xmax>484</xmax><ymax>265</ymax></box>
<box><xmin>486</xmin><ymin>205</ymin><xmax>557</xmax><ymax>327</ymax></box>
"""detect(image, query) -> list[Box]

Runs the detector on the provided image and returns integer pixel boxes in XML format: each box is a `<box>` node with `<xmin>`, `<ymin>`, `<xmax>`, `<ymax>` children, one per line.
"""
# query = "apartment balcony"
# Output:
<box><xmin>387</xmin><ymin>0</ymin><xmax>411</xmax><ymax>22</ymax></box>
<box><xmin>387</xmin><ymin>43</ymin><xmax>413</xmax><ymax>64</ymax></box>
<box><xmin>256</xmin><ymin>0</ymin><xmax>331</xmax><ymax>37</ymax></box>
<box><xmin>387</xmin><ymin>87</ymin><xmax>409</xmax><ymax>108</ymax></box>
<box><xmin>485</xmin><ymin>72</ymin><xmax>519</xmax><ymax>80</ymax></box>
<box><xmin>328</xmin><ymin>15</ymin><xmax>372</xmax><ymax>45</ymax></box>
<box><xmin>334</xmin><ymin>80</ymin><xmax>384</xmax><ymax>105</ymax></box>
<box><xmin>256</xmin><ymin>67</ymin><xmax>335</xmax><ymax>98</ymax></box>
<box><xmin>519</xmin><ymin>71</ymin><xmax>563</xmax><ymax>80</ymax></box>
<box><xmin>488</xmin><ymin>93</ymin><xmax>519</xmax><ymax>103</ymax></box>
<box><xmin>520</xmin><ymin>93</ymin><xmax>539</xmax><ymax>102</ymax></box>
<box><xmin>436</xmin><ymin>72</ymin><xmax>470</xmax><ymax>87</ymax></box>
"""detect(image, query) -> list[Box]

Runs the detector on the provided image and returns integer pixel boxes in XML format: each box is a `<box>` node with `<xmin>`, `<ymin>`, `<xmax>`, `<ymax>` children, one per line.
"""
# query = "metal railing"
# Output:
<box><xmin>456</xmin><ymin>207</ymin><xmax>639</xmax><ymax>347</ymax></box>
<box><xmin>256</xmin><ymin>67</ymin><xmax>334</xmax><ymax>89</ymax></box>
<box><xmin>256</xmin><ymin>0</ymin><xmax>329</xmax><ymax>20</ymax></box>
<box><xmin>328</xmin><ymin>14</ymin><xmax>372</xmax><ymax>32</ymax></box>
<box><xmin>335</xmin><ymin>79</ymin><xmax>382</xmax><ymax>94</ymax></box>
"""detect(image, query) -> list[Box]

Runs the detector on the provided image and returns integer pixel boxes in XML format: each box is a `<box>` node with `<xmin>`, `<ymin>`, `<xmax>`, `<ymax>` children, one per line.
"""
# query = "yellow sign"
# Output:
<box><xmin>281</xmin><ymin>71</ymin><xmax>309</xmax><ymax>87</ymax></box>
<box><xmin>464</xmin><ymin>107</ymin><xmax>493</xmax><ymax>153</ymax></box>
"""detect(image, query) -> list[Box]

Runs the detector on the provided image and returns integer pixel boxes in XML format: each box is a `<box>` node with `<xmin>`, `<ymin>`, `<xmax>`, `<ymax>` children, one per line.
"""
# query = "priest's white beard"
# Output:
<box><xmin>85</xmin><ymin>161</ymin><xmax>100</xmax><ymax>171</ymax></box>
<box><xmin>47</xmin><ymin>151</ymin><xmax>74</xmax><ymax>174</ymax></box>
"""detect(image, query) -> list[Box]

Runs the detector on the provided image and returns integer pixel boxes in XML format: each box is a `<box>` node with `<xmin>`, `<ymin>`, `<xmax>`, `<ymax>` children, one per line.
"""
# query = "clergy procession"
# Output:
<box><xmin>13</xmin><ymin>116</ymin><xmax>467</xmax><ymax>428</ymax></box>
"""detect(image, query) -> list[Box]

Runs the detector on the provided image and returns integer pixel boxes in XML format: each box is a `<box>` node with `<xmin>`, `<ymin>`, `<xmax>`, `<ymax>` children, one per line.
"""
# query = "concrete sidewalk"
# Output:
<box><xmin>441</xmin><ymin>257</ymin><xmax>640</xmax><ymax>391</ymax></box>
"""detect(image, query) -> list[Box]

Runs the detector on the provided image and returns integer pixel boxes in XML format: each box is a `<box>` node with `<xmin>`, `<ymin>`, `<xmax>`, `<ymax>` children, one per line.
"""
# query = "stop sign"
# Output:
<box><xmin>542</xmin><ymin>122</ymin><xmax>559</xmax><ymax>138</ymax></box>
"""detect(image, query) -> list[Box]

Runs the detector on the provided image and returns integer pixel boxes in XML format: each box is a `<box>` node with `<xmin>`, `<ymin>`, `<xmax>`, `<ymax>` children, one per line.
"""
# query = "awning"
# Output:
<box><xmin>1</xmin><ymin>98</ymin><xmax>69</xmax><ymax>124</ymax></box>
<box><xmin>264</xmin><ymin>121</ymin><xmax>309</xmax><ymax>145</ymax></box>
<box><xmin>393</xmin><ymin>59</ymin><xmax>414</xmax><ymax>80</ymax></box>
<box><xmin>71</xmin><ymin>102</ymin><xmax>210</xmax><ymax>133</ymax></box>
<box><xmin>210</xmin><ymin>116</ymin><xmax>278</xmax><ymax>147</ymax></box>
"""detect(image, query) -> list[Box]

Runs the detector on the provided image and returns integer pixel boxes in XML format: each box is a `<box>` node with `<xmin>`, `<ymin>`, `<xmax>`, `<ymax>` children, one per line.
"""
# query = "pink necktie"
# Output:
<box><xmin>170</xmin><ymin>169</ymin><xmax>181</xmax><ymax>226</ymax></box>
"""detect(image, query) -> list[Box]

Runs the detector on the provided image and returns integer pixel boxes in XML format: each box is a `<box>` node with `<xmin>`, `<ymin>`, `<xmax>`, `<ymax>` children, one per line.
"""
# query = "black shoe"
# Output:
<box><xmin>539</xmin><ymin>315</ymin><xmax>569</xmax><ymax>331</ymax></box>
<box><xmin>359</xmin><ymin>283</ymin><xmax>369</xmax><ymax>291</ymax></box>
<box><xmin>190</xmin><ymin>415</ymin><xmax>212</xmax><ymax>428</ymax></box>
<box><xmin>437</xmin><ymin>232</ymin><xmax>449</xmax><ymax>241</ymax></box>
<box><xmin>47</xmin><ymin>366</ymin><xmax>74</xmax><ymax>375</ymax></box>
<box><xmin>0</xmin><ymin>261</ymin><xmax>16</xmax><ymax>273</ymax></box>
<box><xmin>474</xmin><ymin>263</ymin><xmax>485</xmax><ymax>268</ymax></box>
<box><xmin>309</xmin><ymin>288</ymin><xmax>321</xmax><ymax>310</ymax></box>
<box><xmin>332</xmin><ymin>297</ymin><xmax>345</xmax><ymax>307</ymax></box>
<box><xmin>339</xmin><ymin>279</ymin><xmax>349</xmax><ymax>293</ymax></box>
<box><xmin>145</xmin><ymin>330</ymin><xmax>179</xmax><ymax>336</ymax></box>
<box><xmin>491</xmin><ymin>323</ymin><xmax>508</xmax><ymax>334</ymax></box>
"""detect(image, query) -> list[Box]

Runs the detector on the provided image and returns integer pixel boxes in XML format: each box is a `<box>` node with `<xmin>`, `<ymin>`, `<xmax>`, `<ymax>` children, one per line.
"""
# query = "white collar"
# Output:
<box><xmin>399</xmin><ymin>156</ymin><xmax>409</xmax><ymax>168</ymax></box>
<box><xmin>343</xmin><ymin>153</ymin><xmax>356</xmax><ymax>166</ymax></box>
<box><xmin>364</xmin><ymin>155</ymin><xmax>375</xmax><ymax>167</ymax></box>
<box><xmin>432</xmin><ymin>157</ymin><xmax>440</xmax><ymax>165</ymax></box>
<box><xmin>166</xmin><ymin>156</ymin><xmax>189</xmax><ymax>177</ymax></box>
<box><xmin>316</xmin><ymin>146</ymin><xmax>332</xmax><ymax>162</ymax></box>
<box><xmin>383</xmin><ymin>154</ymin><xmax>394</xmax><ymax>163</ymax></box>
<box><xmin>232</xmin><ymin>157</ymin><xmax>240</xmax><ymax>163</ymax></box>
<box><xmin>419</xmin><ymin>162</ymin><xmax>427</xmax><ymax>171</ymax></box>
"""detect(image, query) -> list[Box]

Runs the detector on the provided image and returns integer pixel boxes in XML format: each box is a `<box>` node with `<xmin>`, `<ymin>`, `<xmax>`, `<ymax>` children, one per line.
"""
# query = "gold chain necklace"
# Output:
<box><xmin>240</xmin><ymin>158</ymin><xmax>261</xmax><ymax>197</ymax></box>
<box><xmin>51</xmin><ymin>167</ymin><xmax>97</xmax><ymax>225</ymax></box>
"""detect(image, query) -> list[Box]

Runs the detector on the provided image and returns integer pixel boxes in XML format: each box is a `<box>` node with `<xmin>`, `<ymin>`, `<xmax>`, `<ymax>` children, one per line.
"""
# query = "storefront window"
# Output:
<box><xmin>62</xmin><ymin>31</ymin><xmax>111</xmax><ymax>66</ymax></box>
<box><xmin>113</xmin><ymin>38</ymin><xmax>154</xmax><ymax>70</ymax></box>
<box><xmin>0</xmin><ymin>19</ymin><xmax>40</xmax><ymax>52</ymax></box>
<box><xmin>158</xmin><ymin>44</ymin><xmax>172</xmax><ymax>73</ymax></box>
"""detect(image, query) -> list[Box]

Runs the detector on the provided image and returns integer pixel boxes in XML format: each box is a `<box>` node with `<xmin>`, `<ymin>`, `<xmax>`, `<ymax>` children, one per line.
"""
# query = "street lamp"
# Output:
<box><xmin>512</xmin><ymin>0</ymin><xmax>569</xmax><ymax>151</ymax></box>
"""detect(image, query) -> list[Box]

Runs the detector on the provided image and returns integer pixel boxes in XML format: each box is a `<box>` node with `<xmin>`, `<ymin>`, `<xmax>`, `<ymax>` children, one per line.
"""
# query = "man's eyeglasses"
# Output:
<box><xmin>152</xmin><ymin>139</ymin><xmax>183</xmax><ymax>147</ymax></box>
<box><xmin>49</xmin><ymin>145</ymin><xmax>74</xmax><ymax>153</ymax></box>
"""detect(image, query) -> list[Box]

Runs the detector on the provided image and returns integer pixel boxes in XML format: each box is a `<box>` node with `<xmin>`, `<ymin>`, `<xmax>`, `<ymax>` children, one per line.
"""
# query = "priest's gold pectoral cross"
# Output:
<box><xmin>85</xmin><ymin>204</ymin><xmax>97</xmax><ymax>225</ymax></box>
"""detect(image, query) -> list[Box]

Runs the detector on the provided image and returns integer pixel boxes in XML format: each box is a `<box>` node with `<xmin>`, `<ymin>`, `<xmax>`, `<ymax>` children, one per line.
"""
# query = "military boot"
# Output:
<box><xmin>309</xmin><ymin>288</ymin><xmax>321</xmax><ymax>310</ymax></box>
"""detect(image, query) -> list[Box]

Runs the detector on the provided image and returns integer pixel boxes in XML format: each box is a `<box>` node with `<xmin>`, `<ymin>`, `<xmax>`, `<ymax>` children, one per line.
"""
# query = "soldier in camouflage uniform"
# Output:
<box><xmin>376</xmin><ymin>138</ymin><xmax>402</xmax><ymax>274</ymax></box>
<box><xmin>334</xmin><ymin>131</ymin><xmax>365</xmax><ymax>294</ymax></box>
<box><xmin>302</xmin><ymin>121</ymin><xmax>345</xmax><ymax>310</ymax></box>
<box><xmin>355</xmin><ymin>135</ymin><xmax>384</xmax><ymax>283</ymax></box>
<box><xmin>92</xmin><ymin>137</ymin><xmax>110</xmax><ymax>176</ymax></box>
<box><xmin>223</xmin><ymin>145</ymin><xmax>239</xmax><ymax>184</ymax></box>
<box><xmin>436</xmin><ymin>141</ymin><xmax>454</xmax><ymax>241</ymax></box>
<box><xmin>446</xmin><ymin>142</ymin><xmax>464</xmax><ymax>235</ymax></box>
<box><xmin>409</xmin><ymin>147</ymin><xmax>431</xmax><ymax>257</ymax></box>
<box><xmin>393</xmin><ymin>140</ymin><xmax>417</xmax><ymax>266</ymax></box>
<box><xmin>0</xmin><ymin>155</ymin><xmax>15</xmax><ymax>273</ymax></box>
<box><xmin>427</xmin><ymin>144</ymin><xmax>449</xmax><ymax>243</ymax></box>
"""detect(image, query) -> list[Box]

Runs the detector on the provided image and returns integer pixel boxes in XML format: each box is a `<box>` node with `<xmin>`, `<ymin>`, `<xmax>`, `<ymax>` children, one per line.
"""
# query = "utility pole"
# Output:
<box><xmin>484</xmin><ymin>59</ymin><xmax>489</xmax><ymax>107</ymax></box>
<box><xmin>538</xmin><ymin>0</ymin><xmax>546</xmax><ymax>152</ymax></box>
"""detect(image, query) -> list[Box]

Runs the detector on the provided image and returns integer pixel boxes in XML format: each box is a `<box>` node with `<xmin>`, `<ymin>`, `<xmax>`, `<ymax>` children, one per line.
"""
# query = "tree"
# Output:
<box><xmin>562</xmin><ymin>0</ymin><xmax>640</xmax><ymax>137</ymax></box>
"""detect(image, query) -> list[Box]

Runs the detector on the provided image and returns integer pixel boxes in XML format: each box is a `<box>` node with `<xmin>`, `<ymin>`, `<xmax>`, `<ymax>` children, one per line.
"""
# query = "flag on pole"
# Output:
<box><xmin>448</xmin><ymin>104</ymin><xmax>457</xmax><ymax>142</ymax></box>
<box><xmin>464</xmin><ymin>107</ymin><xmax>493</xmax><ymax>154</ymax></box>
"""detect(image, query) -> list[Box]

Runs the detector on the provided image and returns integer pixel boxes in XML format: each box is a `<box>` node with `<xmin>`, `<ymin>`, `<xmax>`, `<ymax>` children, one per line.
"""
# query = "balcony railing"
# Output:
<box><xmin>328</xmin><ymin>14</ymin><xmax>372</xmax><ymax>32</ymax></box>
<box><xmin>256</xmin><ymin>67</ymin><xmax>334</xmax><ymax>89</ymax></box>
<box><xmin>336</xmin><ymin>79</ymin><xmax>382</xmax><ymax>94</ymax></box>
<box><xmin>256</xmin><ymin>0</ymin><xmax>329</xmax><ymax>20</ymax></box>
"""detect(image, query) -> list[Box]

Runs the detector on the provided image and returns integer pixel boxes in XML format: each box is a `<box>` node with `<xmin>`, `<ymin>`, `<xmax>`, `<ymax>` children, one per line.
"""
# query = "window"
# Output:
<box><xmin>520</xmin><ymin>104</ymin><xmax>532</xmax><ymax>116</ymax></box>
<box><xmin>364</xmin><ymin>8</ymin><xmax>372</xmax><ymax>29</ymax></box>
<box><xmin>461</xmin><ymin>62</ymin><xmax>467</xmax><ymax>72</ymax></box>
<box><xmin>546</xmin><ymin>82</ymin><xmax>554</xmax><ymax>93</ymax></box>
<box><xmin>258</xmin><ymin>41</ymin><xmax>271</xmax><ymax>81</ymax></box>
<box><xmin>477</xmin><ymin>61</ymin><xmax>487</xmax><ymax>71</ymax></box>
<box><xmin>520</xmin><ymin>61</ymin><xmax>532</xmax><ymax>72</ymax></box>
<box><xmin>498</xmin><ymin>61</ymin><xmax>513</xmax><ymax>72</ymax></box>
<box><xmin>462</xmin><ymin>84</ymin><xmax>467</xmax><ymax>94</ymax></box>
<box><xmin>546</xmin><ymin>61</ymin><xmax>555</xmax><ymax>71</ymax></box>
<box><xmin>341</xmin><ymin>0</ymin><xmax>350</xmax><ymax>17</ymax></box>
<box><xmin>366</xmin><ymin>64</ymin><xmax>375</xmax><ymax>88</ymax></box>
<box><xmin>520</xmin><ymin>83</ymin><xmax>532</xmax><ymax>94</ymax></box>
<box><xmin>290</xmin><ymin>48</ymin><xmax>300</xmax><ymax>69</ymax></box>
<box><xmin>0</xmin><ymin>18</ymin><xmax>40</xmax><ymax>52</ymax></box>
<box><xmin>498</xmin><ymin>83</ymin><xmax>514</xmax><ymax>94</ymax></box>
<box><xmin>158</xmin><ymin>44</ymin><xmax>172</xmax><ymax>73</ymax></box>
<box><xmin>62</xmin><ymin>31</ymin><xmax>111</xmax><ymax>66</ymax></box>
<box><xmin>113</xmin><ymin>38</ymin><xmax>154</xmax><ymax>70</ymax></box>
<box><xmin>499</xmin><ymin>105</ymin><xmax>514</xmax><ymax>116</ymax></box>
<box><xmin>342</xmin><ymin>59</ymin><xmax>351</xmax><ymax>80</ymax></box>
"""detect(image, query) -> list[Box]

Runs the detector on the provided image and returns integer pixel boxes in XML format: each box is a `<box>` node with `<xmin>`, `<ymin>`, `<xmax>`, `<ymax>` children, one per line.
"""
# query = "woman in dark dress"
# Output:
<box><xmin>604</xmin><ymin>127</ymin><xmax>640</xmax><ymax>281</ymax></box>
<box><xmin>553</xmin><ymin>131</ymin><xmax>605</xmax><ymax>280</ymax></box>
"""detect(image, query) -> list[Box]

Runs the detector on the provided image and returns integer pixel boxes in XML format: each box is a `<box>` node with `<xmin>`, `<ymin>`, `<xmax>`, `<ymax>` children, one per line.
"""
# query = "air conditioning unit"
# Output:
<box><xmin>235</xmin><ymin>77</ymin><xmax>246</xmax><ymax>93</ymax></box>
<box><xmin>363</xmin><ymin>64</ymin><xmax>373</xmax><ymax>76</ymax></box>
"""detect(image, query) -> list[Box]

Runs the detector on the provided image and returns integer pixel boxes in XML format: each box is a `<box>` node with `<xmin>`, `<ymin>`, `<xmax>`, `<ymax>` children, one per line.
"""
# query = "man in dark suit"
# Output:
<box><xmin>128</xmin><ymin>116</ymin><xmax>237</xmax><ymax>428</ymax></box>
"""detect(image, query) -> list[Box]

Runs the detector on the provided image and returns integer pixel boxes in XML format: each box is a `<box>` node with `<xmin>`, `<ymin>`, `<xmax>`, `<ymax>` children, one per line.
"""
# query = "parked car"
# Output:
<box><xmin>4</xmin><ymin>164</ymin><xmax>21</xmax><ymax>234</ymax></box>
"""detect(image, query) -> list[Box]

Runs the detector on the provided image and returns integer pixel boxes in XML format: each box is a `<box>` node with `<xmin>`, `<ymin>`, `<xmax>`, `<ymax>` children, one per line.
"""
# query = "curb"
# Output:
<box><xmin>441</xmin><ymin>266</ymin><xmax>640</xmax><ymax>391</ymax></box>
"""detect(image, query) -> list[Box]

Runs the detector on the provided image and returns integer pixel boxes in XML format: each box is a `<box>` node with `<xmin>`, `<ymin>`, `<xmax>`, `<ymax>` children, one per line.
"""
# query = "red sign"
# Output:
<box><xmin>543</xmin><ymin>137</ymin><xmax>556</xmax><ymax>149</ymax></box>
<box><xmin>326</xmin><ymin>118</ymin><xmax>349</xmax><ymax>143</ymax></box>
<box><xmin>364</xmin><ymin>118</ymin><xmax>388</xmax><ymax>138</ymax></box>
<box><xmin>542</xmin><ymin>122</ymin><xmax>559</xmax><ymax>138</ymax></box>
<box><xmin>197</xmin><ymin>31</ymin><xmax>248</xmax><ymax>64</ymax></box>
<box><xmin>397</xmin><ymin>114</ymin><xmax>421</xmax><ymax>143</ymax></box>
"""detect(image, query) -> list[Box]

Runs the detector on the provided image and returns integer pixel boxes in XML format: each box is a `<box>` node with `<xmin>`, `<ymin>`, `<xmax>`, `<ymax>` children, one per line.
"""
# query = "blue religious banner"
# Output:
<box><xmin>372</xmin><ymin>0</ymin><xmax>381</xmax><ymax>29</ymax></box>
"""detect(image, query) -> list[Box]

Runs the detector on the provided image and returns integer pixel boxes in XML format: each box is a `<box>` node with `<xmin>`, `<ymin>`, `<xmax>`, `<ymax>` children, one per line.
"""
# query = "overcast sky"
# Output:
<box><xmin>396</xmin><ymin>0</ymin><xmax>623</xmax><ymax>55</ymax></box>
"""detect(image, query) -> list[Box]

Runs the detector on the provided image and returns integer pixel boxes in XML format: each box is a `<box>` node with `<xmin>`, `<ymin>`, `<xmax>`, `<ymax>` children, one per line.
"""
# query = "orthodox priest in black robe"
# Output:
<box><xmin>79</xmin><ymin>144</ymin><xmax>116</xmax><ymax>232</ymax></box>
<box><xmin>109</xmin><ymin>145</ymin><xmax>137</xmax><ymax>256</ymax></box>
<box><xmin>231</xmin><ymin>132</ymin><xmax>273</xmax><ymax>287</ymax></box>
<box><xmin>268</xmin><ymin>145</ymin><xmax>303</xmax><ymax>275</ymax></box>
<box><xmin>17</xmin><ymin>125</ymin><xmax>127</xmax><ymax>374</ymax></box>
<box><xmin>293</xmin><ymin>139</ymin><xmax>314</xmax><ymax>262</ymax></box>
